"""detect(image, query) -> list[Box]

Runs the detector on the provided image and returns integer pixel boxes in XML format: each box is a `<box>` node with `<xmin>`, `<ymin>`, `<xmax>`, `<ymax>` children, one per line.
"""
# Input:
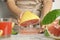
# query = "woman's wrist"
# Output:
<box><xmin>41</xmin><ymin>0</ymin><xmax>53</xmax><ymax>17</ymax></box>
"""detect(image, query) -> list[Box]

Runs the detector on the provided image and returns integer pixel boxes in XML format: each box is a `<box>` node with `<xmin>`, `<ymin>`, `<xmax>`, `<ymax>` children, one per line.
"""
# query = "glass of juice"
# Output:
<box><xmin>0</xmin><ymin>18</ymin><xmax>12</xmax><ymax>38</ymax></box>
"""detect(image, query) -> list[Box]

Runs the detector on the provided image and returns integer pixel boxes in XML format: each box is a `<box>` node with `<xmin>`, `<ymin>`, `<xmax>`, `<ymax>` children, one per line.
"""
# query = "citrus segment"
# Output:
<box><xmin>46</xmin><ymin>23</ymin><xmax>60</xmax><ymax>39</ymax></box>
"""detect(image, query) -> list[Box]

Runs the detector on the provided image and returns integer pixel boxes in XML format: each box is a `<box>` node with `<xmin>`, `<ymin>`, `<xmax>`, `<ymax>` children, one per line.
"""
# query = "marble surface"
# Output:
<box><xmin>0</xmin><ymin>34</ymin><xmax>55</xmax><ymax>40</ymax></box>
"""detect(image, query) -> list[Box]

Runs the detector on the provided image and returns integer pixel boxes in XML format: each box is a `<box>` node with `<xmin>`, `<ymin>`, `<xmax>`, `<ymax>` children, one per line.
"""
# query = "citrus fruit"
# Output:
<box><xmin>46</xmin><ymin>20</ymin><xmax>60</xmax><ymax>39</ymax></box>
<box><xmin>19</xmin><ymin>11</ymin><xmax>40</xmax><ymax>26</ymax></box>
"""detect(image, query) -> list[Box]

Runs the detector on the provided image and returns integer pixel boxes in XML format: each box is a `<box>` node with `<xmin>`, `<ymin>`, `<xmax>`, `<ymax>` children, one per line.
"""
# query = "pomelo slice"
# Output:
<box><xmin>19</xmin><ymin>11</ymin><xmax>40</xmax><ymax>26</ymax></box>
<box><xmin>46</xmin><ymin>24</ymin><xmax>60</xmax><ymax>39</ymax></box>
<box><xmin>20</xmin><ymin>19</ymin><xmax>39</xmax><ymax>27</ymax></box>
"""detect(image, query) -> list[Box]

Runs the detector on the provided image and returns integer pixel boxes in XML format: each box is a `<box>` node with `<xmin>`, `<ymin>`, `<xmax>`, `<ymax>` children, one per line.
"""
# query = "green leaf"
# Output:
<box><xmin>12</xmin><ymin>30</ymin><xmax>18</xmax><ymax>35</ymax></box>
<box><xmin>44</xmin><ymin>30</ymin><xmax>50</xmax><ymax>37</ymax></box>
<box><xmin>41</xmin><ymin>9</ymin><xmax>60</xmax><ymax>25</ymax></box>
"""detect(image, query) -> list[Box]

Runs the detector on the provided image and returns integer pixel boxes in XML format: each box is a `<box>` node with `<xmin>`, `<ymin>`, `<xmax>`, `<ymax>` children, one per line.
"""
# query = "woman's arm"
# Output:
<box><xmin>6</xmin><ymin>0</ymin><xmax>53</xmax><ymax>18</ymax></box>
<box><xmin>41</xmin><ymin>0</ymin><xmax>53</xmax><ymax>17</ymax></box>
<box><xmin>7</xmin><ymin>0</ymin><xmax>22</xmax><ymax>17</ymax></box>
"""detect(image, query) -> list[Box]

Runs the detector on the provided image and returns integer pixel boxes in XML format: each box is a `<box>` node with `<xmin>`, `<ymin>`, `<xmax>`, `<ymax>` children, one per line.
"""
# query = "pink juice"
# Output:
<box><xmin>0</xmin><ymin>22</ymin><xmax>12</xmax><ymax>36</ymax></box>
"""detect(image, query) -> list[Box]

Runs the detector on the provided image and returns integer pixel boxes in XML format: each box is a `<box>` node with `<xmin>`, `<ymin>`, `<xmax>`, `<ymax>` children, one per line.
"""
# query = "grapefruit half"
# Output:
<box><xmin>19</xmin><ymin>11</ymin><xmax>40</xmax><ymax>26</ymax></box>
<box><xmin>46</xmin><ymin>23</ymin><xmax>60</xmax><ymax>39</ymax></box>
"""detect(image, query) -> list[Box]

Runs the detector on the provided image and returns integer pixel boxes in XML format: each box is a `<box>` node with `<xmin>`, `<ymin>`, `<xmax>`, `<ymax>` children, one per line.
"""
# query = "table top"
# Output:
<box><xmin>0</xmin><ymin>34</ymin><xmax>55</xmax><ymax>40</ymax></box>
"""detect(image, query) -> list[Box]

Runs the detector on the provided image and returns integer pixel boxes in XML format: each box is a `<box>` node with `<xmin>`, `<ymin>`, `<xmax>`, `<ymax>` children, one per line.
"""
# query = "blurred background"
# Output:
<box><xmin>0</xmin><ymin>0</ymin><xmax>17</xmax><ymax>19</ymax></box>
<box><xmin>52</xmin><ymin>0</ymin><xmax>60</xmax><ymax>9</ymax></box>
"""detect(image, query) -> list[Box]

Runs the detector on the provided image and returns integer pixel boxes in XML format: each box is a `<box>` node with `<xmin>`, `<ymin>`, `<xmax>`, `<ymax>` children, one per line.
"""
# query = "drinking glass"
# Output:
<box><xmin>0</xmin><ymin>18</ymin><xmax>12</xmax><ymax>38</ymax></box>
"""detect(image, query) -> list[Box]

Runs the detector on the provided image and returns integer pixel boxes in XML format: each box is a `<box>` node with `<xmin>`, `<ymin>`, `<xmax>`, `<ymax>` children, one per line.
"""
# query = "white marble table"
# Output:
<box><xmin>0</xmin><ymin>34</ymin><xmax>55</xmax><ymax>40</ymax></box>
